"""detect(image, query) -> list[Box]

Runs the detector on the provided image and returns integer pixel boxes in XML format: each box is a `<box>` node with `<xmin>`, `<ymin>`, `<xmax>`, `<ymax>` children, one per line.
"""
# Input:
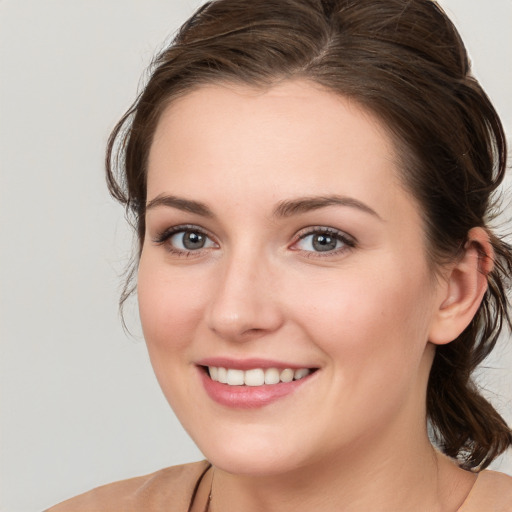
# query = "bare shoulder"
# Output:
<box><xmin>462</xmin><ymin>470</ymin><xmax>512</xmax><ymax>512</ymax></box>
<box><xmin>44</xmin><ymin>460</ymin><xmax>210</xmax><ymax>512</ymax></box>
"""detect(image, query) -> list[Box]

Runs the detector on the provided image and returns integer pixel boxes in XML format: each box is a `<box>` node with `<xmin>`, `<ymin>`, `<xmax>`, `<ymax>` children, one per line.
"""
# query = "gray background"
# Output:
<box><xmin>1</xmin><ymin>1</ymin><xmax>511</xmax><ymax>511</ymax></box>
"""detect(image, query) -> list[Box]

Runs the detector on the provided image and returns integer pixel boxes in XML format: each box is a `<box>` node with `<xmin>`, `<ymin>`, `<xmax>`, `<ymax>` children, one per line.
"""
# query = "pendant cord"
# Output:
<box><xmin>203</xmin><ymin>467</ymin><xmax>214</xmax><ymax>512</ymax></box>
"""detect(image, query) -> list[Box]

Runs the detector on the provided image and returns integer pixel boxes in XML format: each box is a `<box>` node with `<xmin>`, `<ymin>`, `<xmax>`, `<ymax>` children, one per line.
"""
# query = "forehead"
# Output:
<box><xmin>150</xmin><ymin>80</ymin><xmax>394</xmax><ymax>163</ymax></box>
<box><xmin>147</xmin><ymin>80</ymin><xmax>414</xmax><ymax>220</ymax></box>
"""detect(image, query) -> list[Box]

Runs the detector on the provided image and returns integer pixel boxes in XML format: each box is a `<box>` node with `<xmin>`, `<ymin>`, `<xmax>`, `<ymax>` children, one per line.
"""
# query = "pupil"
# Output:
<box><xmin>183</xmin><ymin>231</ymin><xmax>205</xmax><ymax>250</ymax></box>
<box><xmin>312</xmin><ymin>234</ymin><xmax>336</xmax><ymax>252</ymax></box>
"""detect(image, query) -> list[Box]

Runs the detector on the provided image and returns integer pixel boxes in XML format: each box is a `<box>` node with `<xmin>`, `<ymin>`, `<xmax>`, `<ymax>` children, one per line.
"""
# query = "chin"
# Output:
<box><xmin>206</xmin><ymin>448</ymin><xmax>306</xmax><ymax>476</ymax></box>
<box><xmin>191</xmin><ymin>425</ymin><xmax>319</xmax><ymax>476</ymax></box>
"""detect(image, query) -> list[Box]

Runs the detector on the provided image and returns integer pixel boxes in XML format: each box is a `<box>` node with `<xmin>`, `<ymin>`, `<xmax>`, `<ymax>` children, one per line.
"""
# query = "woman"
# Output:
<box><xmin>48</xmin><ymin>0</ymin><xmax>512</xmax><ymax>510</ymax></box>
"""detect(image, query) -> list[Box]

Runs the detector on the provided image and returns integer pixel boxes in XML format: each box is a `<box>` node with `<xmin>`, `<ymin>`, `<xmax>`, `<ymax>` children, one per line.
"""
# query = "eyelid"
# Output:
<box><xmin>151</xmin><ymin>224</ymin><xmax>355</xmax><ymax>257</ymax></box>
<box><xmin>152</xmin><ymin>224</ymin><xmax>218</xmax><ymax>255</ymax></box>
<box><xmin>290</xmin><ymin>226</ymin><xmax>357</xmax><ymax>255</ymax></box>
<box><xmin>152</xmin><ymin>224</ymin><xmax>209</xmax><ymax>243</ymax></box>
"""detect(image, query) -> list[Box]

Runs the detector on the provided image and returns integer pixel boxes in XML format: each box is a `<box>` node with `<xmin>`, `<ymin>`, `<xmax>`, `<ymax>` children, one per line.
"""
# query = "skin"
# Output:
<box><xmin>138</xmin><ymin>80</ymin><xmax>489</xmax><ymax>511</ymax></box>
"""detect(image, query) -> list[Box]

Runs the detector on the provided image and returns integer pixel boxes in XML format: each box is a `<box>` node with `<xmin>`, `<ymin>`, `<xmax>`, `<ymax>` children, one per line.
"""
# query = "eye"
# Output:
<box><xmin>170</xmin><ymin>230</ymin><xmax>214</xmax><ymax>250</ymax></box>
<box><xmin>292</xmin><ymin>227</ymin><xmax>356</xmax><ymax>255</ymax></box>
<box><xmin>153</xmin><ymin>225</ymin><xmax>218</xmax><ymax>255</ymax></box>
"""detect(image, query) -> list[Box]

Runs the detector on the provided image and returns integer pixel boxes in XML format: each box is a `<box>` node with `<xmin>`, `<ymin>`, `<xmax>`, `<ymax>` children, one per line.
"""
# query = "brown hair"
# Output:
<box><xmin>106</xmin><ymin>0</ymin><xmax>512</xmax><ymax>469</ymax></box>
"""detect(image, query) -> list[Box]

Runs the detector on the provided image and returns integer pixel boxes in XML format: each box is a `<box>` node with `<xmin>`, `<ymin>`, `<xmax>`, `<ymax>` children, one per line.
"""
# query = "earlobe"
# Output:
<box><xmin>429</xmin><ymin>227</ymin><xmax>494</xmax><ymax>345</ymax></box>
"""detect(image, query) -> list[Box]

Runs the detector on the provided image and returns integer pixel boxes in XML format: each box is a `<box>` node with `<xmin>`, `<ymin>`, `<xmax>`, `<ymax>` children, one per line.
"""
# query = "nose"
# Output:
<box><xmin>205</xmin><ymin>249</ymin><xmax>285</xmax><ymax>342</ymax></box>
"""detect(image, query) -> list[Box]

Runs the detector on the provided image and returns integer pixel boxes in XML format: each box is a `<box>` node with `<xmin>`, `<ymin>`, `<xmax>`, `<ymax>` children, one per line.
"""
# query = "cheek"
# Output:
<box><xmin>293</xmin><ymin>264</ymin><xmax>434</xmax><ymax>378</ymax></box>
<box><xmin>137</xmin><ymin>256</ymin><xmax>208</xmax><ymax>359</ymax></box>
<box><xmin>136</xmin><ymin>256</ymin><xmax>214</xmax><ymax>420</ymax></box>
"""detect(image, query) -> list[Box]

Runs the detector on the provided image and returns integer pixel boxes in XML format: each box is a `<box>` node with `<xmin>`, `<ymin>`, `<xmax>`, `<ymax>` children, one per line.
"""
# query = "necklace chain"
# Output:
<box><xmin>203</xmin><ymin>468</ymin><xmax>214</xmax><ymax>512</ymax></box>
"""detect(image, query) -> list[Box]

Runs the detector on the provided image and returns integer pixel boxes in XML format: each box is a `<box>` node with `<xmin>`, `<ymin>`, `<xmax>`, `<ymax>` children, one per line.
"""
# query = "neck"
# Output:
<box><xmin>208</xmin><ymin>424</ymin><xmax>474</xmax><ymax>512</ymax></box>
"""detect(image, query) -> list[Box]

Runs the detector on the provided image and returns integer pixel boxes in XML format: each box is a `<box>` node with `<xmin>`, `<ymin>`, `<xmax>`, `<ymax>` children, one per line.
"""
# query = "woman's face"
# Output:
<box><xmin>138</xmin><ymin>80</ymin><xmax>445</xmax><ymax>475</ymax></box>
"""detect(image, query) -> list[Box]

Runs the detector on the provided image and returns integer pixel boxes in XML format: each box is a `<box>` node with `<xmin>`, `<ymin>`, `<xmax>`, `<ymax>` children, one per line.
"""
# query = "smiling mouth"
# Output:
<box><xmin>204</xmin><ymin>366</ymin><xmax>316</xmax><ymax>387</ymax></box>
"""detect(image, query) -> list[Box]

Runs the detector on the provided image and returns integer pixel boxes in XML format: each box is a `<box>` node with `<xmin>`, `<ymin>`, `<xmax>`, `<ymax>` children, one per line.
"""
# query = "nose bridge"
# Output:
<box><xmin>205</xmin><ymin>242</ymin><xmax>283</xmax><ymax>341</ymax></box>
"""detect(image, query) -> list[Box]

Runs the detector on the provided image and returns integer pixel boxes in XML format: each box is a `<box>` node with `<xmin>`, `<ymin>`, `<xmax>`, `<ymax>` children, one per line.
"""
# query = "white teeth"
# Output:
<box><xmin>244</xmin><ymin>368</ymin><xmax>265</xmax><ymax>386</ymax></box>
<box><xmin>217</xmin><ymin>367</ymin><xmax>227</xmax><ymax>384</ymax></box>
<box><xmin>264</xmin><ymin>368</ymin><xmax>280</xmax><ymax>385</ymax></box>
<box><xmin>207</xmin><ymin>366</ymin><xmax>312</xmax><ymax>386</ymax></box>
<box><xmin>226</xmin><ymin>369</ymin><xmax>245</xmax><ymax>386</ymax></box>
<box><xmin>294</xmin><ymin>368</ymin><xmax>310</xmax><ymax>380</ymax></box>
<box><xmin>280</xmin><ymin>368</ymin><xmax>294</xmax><ymax>383</ymax></box>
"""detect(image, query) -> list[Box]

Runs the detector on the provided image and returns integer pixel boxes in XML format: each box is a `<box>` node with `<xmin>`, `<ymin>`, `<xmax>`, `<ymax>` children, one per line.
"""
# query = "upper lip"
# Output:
<box><xmin>196</xmin><ymin>357</ymin><xmax>317</xmax><ymax>371</ymax></box>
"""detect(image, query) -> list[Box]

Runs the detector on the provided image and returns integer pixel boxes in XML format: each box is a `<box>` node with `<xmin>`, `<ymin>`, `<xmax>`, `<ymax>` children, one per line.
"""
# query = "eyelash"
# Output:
<box><xmin>152</xmin><ymin>224</ymin><xmax>217</xmax><ymax>258</ymax></box>
<box><xmin>152</xmin><ymin>225</ymin><xmax>356</xmax><ymax>258</ymax></box>
<box><xmin>292</xmin><ymin>226</ymin><xmax>356</xmax><ymax>258</ymax></box>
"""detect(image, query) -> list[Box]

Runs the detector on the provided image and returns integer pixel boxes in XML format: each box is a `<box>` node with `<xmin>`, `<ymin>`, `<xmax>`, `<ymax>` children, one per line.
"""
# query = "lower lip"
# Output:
<box><xmin>198</xmin><ymin>368</ymin><xmax>314</xmax><ymax>409</ymax></box>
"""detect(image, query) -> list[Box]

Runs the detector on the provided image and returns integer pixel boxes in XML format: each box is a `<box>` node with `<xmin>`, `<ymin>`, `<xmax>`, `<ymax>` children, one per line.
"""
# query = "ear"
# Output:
<box><xmin>428</xmin><ymin>227</ymin><xmax>494</xmax><ymax>345</ymax></box>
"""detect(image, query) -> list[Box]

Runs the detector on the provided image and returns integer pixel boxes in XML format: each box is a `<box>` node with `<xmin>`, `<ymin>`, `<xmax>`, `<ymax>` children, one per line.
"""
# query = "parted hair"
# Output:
<box><xmin>106</xmin><ymin>0</ymin><xmax>512</xmax><ymax>469</ymax></box>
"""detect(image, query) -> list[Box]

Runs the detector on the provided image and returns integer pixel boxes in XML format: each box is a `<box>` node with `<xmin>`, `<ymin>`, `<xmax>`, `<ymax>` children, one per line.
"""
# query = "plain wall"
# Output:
<box><xmin>0</xmin><ymin>1</ymin><xmax>510</xmax><ymax>511</ymax></box>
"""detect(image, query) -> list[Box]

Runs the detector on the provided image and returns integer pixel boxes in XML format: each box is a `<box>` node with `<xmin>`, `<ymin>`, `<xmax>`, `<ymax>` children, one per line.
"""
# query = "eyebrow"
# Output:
<box><xmin>145</xmin><ymin>194</ymin><xmax>214</xmax><ymax>217</ymax></box>
<box><xmin>273</xmin><ymin>195</ymin><xmax>383</xmax><ymax>220</ymax></box>
<box><xmin>145</xmin><ymin>193</ymin><xmax>382</xmax><ymax>220</ymax></box>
